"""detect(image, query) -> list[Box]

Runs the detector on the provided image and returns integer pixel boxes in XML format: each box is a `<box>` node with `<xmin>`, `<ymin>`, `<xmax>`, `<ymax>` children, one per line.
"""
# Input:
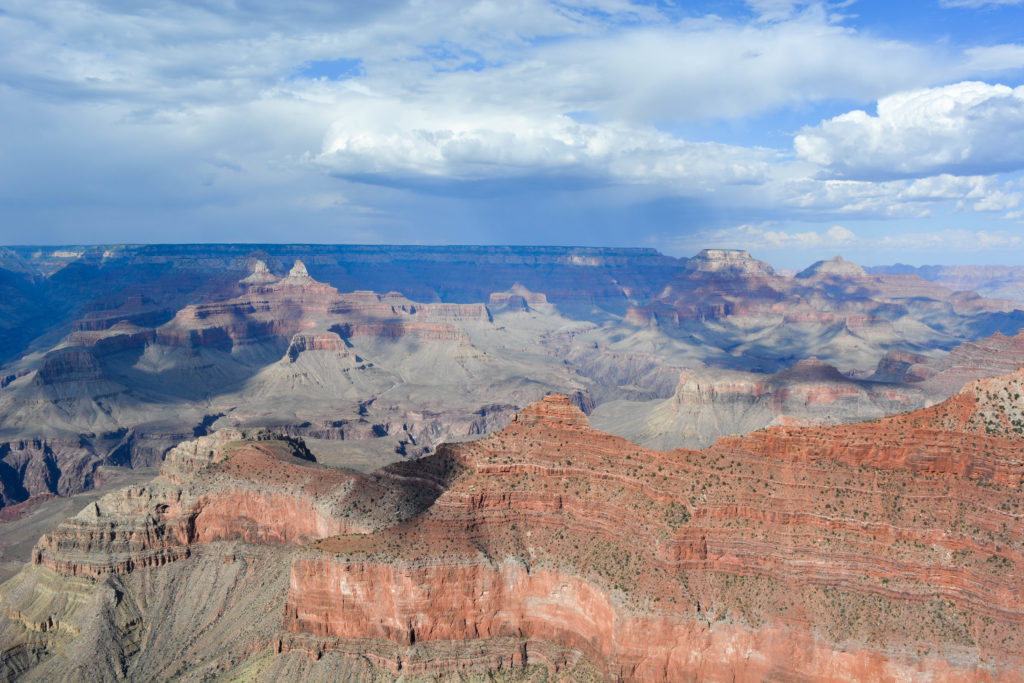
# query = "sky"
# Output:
<box><xmin>1</xmin><ymin>0</ymin><xmax>1024</xmax><ymax>268</ymax></box>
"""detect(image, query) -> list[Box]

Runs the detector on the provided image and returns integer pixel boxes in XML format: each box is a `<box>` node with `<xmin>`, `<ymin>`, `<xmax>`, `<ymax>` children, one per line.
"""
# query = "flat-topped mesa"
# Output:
<box><xmin>512</xmin><ymin>394</ymin><xmax>589</xmax><ymax>430</ymax></box>
<box><xmin>773</xmin><ymin>356</ymin><xmax>851</xmax><ymax>383</ymax></box>
<box><xmin>796</xmin><ymin>255</ymin><xmax>867</xmax><ymax>279</ymax></box>
<box><xmin>159</xmin><ymin>428</ymin><xmax>315</xmax><ymax>483</ymax></box>
<box><xmin>32</xmin><ymin>347</ymin><xmax>104</xmax><ymax>385</ymax></box>
<box><xmin>240</xmin><ymin>258</ymin><xmax>279</xmax><ymax>286</ymax></box>
<box><xmin>685</xmin><ymin>248</ymin><xmax>776</xmax><ymax>278</ymax></box>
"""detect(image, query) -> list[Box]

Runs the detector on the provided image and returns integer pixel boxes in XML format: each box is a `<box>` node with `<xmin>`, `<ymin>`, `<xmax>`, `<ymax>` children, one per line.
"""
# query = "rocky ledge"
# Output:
<box><xmin>288</xmin><ymin>385</ymin><xmax>1024</xmax><ymax>680</ymax></box>
<box><xmin>29</xmin><ymin>429</ymin><xmax>453</xmax><ymax>579</ymax></box>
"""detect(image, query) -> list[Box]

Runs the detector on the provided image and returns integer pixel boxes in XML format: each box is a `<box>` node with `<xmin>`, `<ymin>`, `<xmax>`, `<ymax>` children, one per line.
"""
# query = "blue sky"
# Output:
<box><xmin>1</xmin><ymin>0</ymin><xmax>1023</xmax><ymax>268</ymax></box>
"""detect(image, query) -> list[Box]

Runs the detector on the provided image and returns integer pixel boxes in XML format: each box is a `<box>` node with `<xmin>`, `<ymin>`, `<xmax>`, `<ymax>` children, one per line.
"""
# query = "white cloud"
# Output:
<box><xmin>696</xmin><ymin>223</ymin><xmax>858</xmax><ymax>249</ymax></box>
<box><xmin>2</xmin><ymin>0</ymin><xmax>1024</xmax><ymax>245</ymax></box>
<box><xmin>878</xmin><ymin>229</ymin><xmax>1023</xmax><ymax>250</ymax></box>
<box><xmin>317</xmin><ymin>102</ymin><xmax>778</xmax><ymax>188</ymax></box>
<box><xmin>794</xmin><ymin>81</ymin><xmax>1024</xmax><ymax>179</ymax></box>
<box><xmin>964</xmin><ymin>44</ymin><xmax>1024</xmax><ymax>72</ymax></box>
<box><xmin>825</xmin><ymin>225</ymin><xmax>856</xmax><ymax>244</ymax></box>
<box><xmin>772</xmin><ymin>173</ymin><xmax>1017</xmax><ymax>219</ymax></box>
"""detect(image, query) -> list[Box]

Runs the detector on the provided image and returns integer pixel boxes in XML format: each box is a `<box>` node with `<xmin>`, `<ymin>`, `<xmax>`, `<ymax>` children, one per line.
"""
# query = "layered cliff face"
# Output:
<box><xmin>590</xmin><ymin>328</ymin><xmax>1024</xmax><ymax>451</ymax></box>
<box><xmin>4</xmin><ymin>380</ymin><xmax>1024</xmax><ymax>679</ymax></box>
<box><xmin>627</xmin><ymin>249</ymin><xmax>1024</xmax><ymax>374</ymax></box>
<box><xmin>0</xmin><ymin>244</ymin><xmax>682</xmax><ymax>365</ymax></box>
<box><xmin>0</xmin><ymin>260</ymin><xmax>596</xmax><ymax>509</ymax></box>
<box><xmin>4</xmin><ymin>246</ymin><xmax>1024</xmax><ymax>515</ymax></box>
<box><xmin>874</xmin><ymin>328</ymin><xmax>1024</xmax><ymax>396</ymax></box>
<box><xmin>28</xmin><ymin>428</ymin><xmax>456</xmax><ymax>581</ymax></box>
<box><xmin>591</xmin><ymin>357</ymin><xmax>926</xmax><ymax>449</ymax></box>
<box><xmin>282</xmin><ymin>389</ymin><xmax>1024</xmax><ymax>680</ymax></box>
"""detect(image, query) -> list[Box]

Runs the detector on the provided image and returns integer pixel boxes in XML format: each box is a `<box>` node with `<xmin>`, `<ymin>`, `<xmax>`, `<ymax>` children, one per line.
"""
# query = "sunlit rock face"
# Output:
<box><xmin>284</xmin><ymin>385</ymin><xmax>1024</xmax><ymax>680</ymax></box>
<box><xmin>4</xmin><ymin>380</ymin><xmax>1024</xmax><ymax>678</ymax></box>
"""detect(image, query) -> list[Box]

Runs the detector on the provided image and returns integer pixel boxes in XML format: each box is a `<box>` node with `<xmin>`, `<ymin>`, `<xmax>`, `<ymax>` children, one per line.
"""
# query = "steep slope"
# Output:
<box><xmin>0</xmin><ymin>258</ymin><xmax>51</xmax><ymax>367</ymax></box>
<box><xmin>592</xmin><ymin>328</ymin><xmax>1024</xmax><ymax>451</ymax></box>
<box><xmin>873</xmin><ymin>328</ymin><xmax>1024</xmax><ymax>396</ymax></box>
<box><xmin>5</xmin><ymin>247</ymin><xmax>1024</xmax><ymax>514</ymax></box>
<box><xmin>591</xmin><ymin>357</ymin><xmax>924</xmax><ymax>449</ymax></box>
<box><xmin>281</xmin><ymin>390</ymin><xmax>1024</xmax><ymax>679</ymax></box>
<box><xmin>6</xmin><ymin>375</ymin><xmax>1022</xmax><ymax>679</ymax></box>
<box><xmin>0</xmin><ymin>429</ymin><xmax>459</xmax><ymax>680</ymax></box>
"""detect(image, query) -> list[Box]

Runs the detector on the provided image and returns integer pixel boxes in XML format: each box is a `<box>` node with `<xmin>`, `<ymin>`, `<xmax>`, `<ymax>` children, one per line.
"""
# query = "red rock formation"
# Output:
<box><xmin>32</xmin><ymin>433</ymin><xmax>377</xmax><ymax>578</ymax></box>
<box><xmin>625</xmin><ymin>250</ymin><xmax>1021</xmax><ymax>373</ymax></box>
<box><xmin>29</xmin><ymin>429</ymin><xmax>455</xmax><ymax>580</ymax></box>
<box><xmin>149</xmin><ymin>262</ymin><xmax>489</xmax><ymax>351</ymax></box>
<box><xmin>284</xmin><ymin>386</ymin><xmax>1024</xmax><ymax>680</ymax></box>
<box><xmin>878</xmin><ymin>329</ymin><xmax>1024</xmax><ymax>397</ymax></box>
<box><xmin>10</xmin><ymin>380</ymin><xmax>1024</xmax><ymax>678</ymax></box>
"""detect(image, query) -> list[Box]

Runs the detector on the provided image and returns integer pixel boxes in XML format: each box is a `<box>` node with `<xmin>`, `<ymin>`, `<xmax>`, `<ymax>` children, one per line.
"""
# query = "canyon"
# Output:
<box><xmin>1</xmin><ymin>372</ymin><xmax>1022</xmax><ymax>679</ymax></box>
<box><xmin>2</xmin><ymin>244</ymin><xmax>1024</xmax><ymax>680</ymax></box>
<box><xmin>2</xmin><ymin>246</ymin><xmax>1023</xmax><ymax>510</ymax></box>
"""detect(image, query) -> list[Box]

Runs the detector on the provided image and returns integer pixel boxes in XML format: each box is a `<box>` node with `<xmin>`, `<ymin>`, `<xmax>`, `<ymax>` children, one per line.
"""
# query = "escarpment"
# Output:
<box><xmin>5</xmin><ymin>373</ymin><xmax>1024</xmax><ymax>679</ymax></box>
<box><xmin>590</xmin><ymin>356</ymin><xmax>926</xmax><ymax>449</ymax></box>
<box><xmin>28</xmin><ymin>429</ymin><xmax>451</xmax><ymax>579</ymax></box>
<box><xmin>286</xmin><ymin>386</ymin><xmax>1024</xmax><ymax>680</ymax></box>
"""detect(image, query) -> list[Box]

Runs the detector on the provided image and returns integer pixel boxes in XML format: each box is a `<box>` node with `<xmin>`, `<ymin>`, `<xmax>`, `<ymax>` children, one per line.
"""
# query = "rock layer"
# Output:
<box><xmin>29</xmin><ymin>429</ymin><xmax>452</xmax><ymax>579</ymax></box>
<box><xmin>4</xmin><ymin>379</ymin><xmax>1024</xmax><ymax>679</ymax></box>
<box><xmin>287</xmin><ymin>386</ymin><xmax>1024</xmax><ymax>680</ymax></box>
<box><xmin>591</xmin><ymin>357</ymin><xmax>926</xmax><ymax>449</ymax></box>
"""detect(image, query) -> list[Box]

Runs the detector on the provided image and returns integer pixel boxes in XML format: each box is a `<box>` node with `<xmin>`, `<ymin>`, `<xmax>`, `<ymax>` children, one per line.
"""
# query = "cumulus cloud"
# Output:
<box><xmin>317</xmin><ymin>102</ymin><xmax>778</xmax><ymax>189</ymax></box>
<box><xmin>794</xmin><ymin>82</ymin><xmax>1024</xmax><ymax>179</ymax></box>
<box><xmin>2</xmin><ymin>0</ymin><xmax>1024</xmax><ymax>247</ymax></box>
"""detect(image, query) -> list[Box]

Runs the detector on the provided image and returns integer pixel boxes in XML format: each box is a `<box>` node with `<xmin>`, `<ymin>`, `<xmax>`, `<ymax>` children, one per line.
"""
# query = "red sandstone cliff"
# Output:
<box><xmin>280</xmin><ymin>385</ymin><xmax>1024</xmax><ymax>680</ymax></box>
<box><xmin>6</xmin><ymin>375</ymin><xmax>1024</xmax><ymax>679</ymax></box>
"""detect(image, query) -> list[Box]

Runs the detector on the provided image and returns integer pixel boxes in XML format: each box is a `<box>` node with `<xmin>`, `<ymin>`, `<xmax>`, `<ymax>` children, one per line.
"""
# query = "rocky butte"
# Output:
<box><xmin>3</xmin><ymin>364</ymin><xmax>1024</xmax><ymax>679</ymax></box>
